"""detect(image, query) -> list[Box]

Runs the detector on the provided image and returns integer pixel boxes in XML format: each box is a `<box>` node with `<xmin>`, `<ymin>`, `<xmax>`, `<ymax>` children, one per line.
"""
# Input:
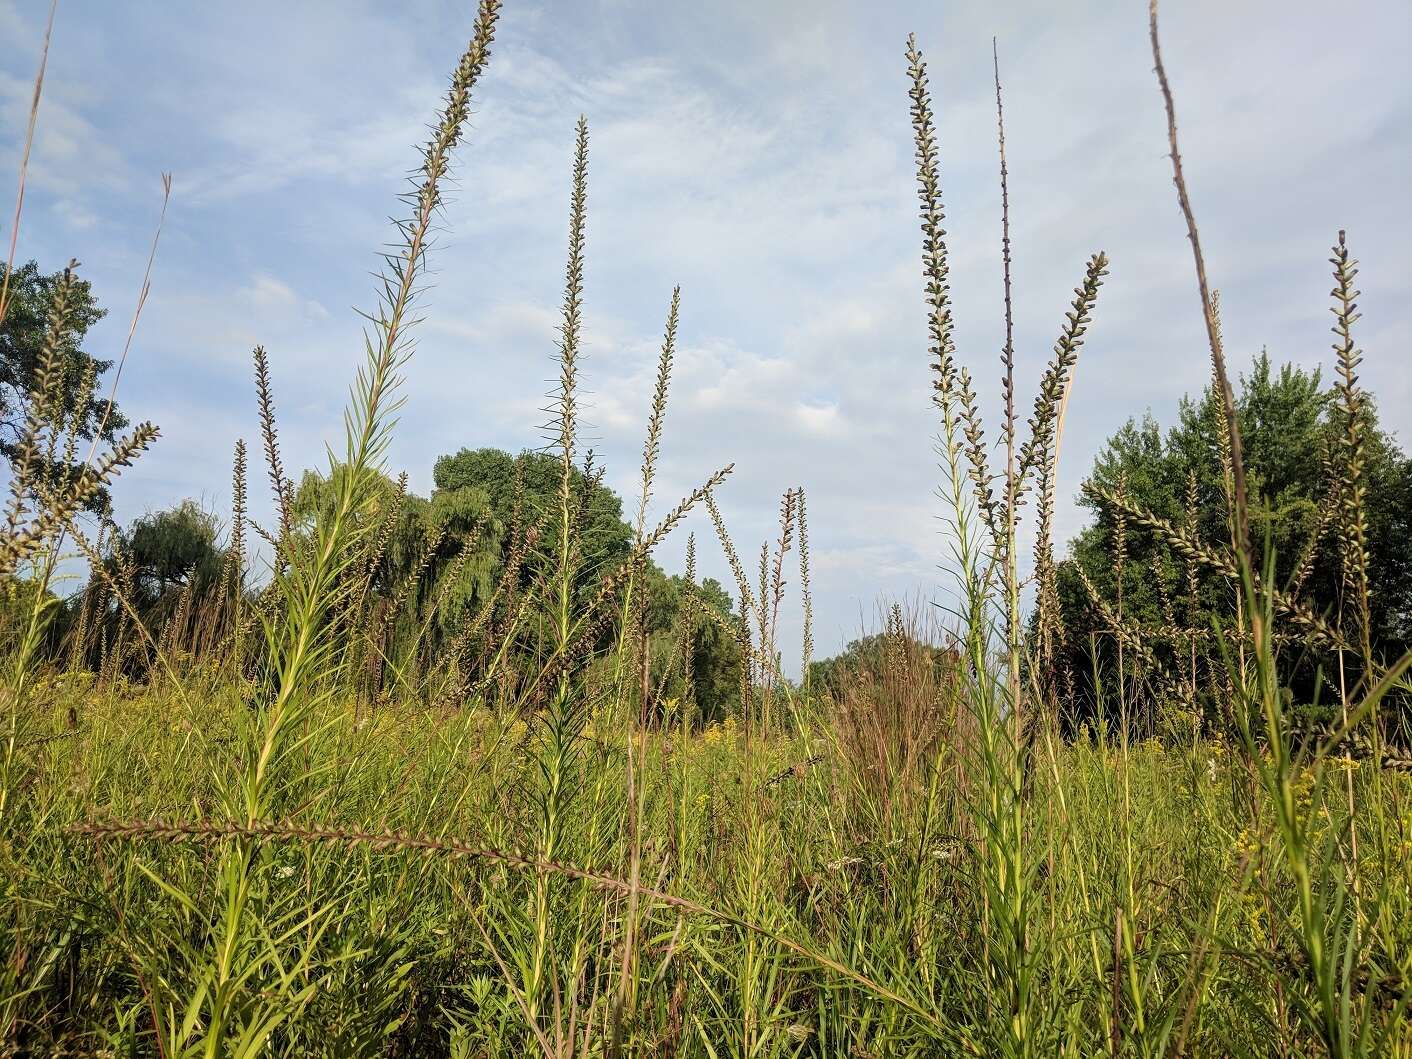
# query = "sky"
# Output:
<box><xmin>2</xmin><ymin>0</ymin><xmax>1409</xmax><ymax>672</ymax></box>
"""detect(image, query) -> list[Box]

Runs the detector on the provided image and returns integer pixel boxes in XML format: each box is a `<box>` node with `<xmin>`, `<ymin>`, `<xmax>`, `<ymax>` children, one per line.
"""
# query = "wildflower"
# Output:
<box><xmin>1293</xmin><ymin>769</ymin><xmax>1316</xmax><ymax>813</ymax></box>
<box><xmin>1242</xmin><ymin>891</ymin><xmax>1266</xmax><ymax>943</ymax></box>
<box><xmin>1234</xmin><ymin>827</ymin><xmax>1261</xmax><ymax>858</ymax></box>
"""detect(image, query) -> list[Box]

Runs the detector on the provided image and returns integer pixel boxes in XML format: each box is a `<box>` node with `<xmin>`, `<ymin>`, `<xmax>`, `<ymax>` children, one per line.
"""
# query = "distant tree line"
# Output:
<box><xmin>1054</xmin><ymin>352</ymin><xmax>1412</xmax><ymax>734</ymax></box>
<box><xmin>11</xmin><ymin>259</ymin><xmax>1406</xmax><ymax>737</ymax></box>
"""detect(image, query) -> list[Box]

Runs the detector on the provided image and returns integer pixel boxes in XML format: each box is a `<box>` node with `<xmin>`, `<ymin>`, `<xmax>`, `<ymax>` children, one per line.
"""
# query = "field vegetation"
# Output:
<box><xmin>1</xmin><ymin>2</ymin><xmax>1409</xmax><ymax>1056</ymax></box>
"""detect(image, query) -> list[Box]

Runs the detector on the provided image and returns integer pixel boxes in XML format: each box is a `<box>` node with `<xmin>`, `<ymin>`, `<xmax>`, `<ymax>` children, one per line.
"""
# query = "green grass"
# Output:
<box><xmin>3</xmin><ymin>3</ymin><xmax>1411</xmax><ymax>1055</ymax></box>
<box><xmin>1</xmin><ymin>671</ymin><xmax>1409</xmax><ymax>1055</ymax></box>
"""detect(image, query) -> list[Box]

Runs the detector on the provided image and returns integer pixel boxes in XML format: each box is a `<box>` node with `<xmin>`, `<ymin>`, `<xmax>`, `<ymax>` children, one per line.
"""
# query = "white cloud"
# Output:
<box><xmin>0</xmin><ymin>70</ymin><xmax>130</xmax><ymax>198</ymax></box>
<box><xmin>1</xmin><ymin>0</ymin><xmax>1407</xmax><ymax>671</ymax></box>
<box><xmin>51</xmin><ymin>197</ymin><xmax>96</xmax><ymax>230</ymax></box>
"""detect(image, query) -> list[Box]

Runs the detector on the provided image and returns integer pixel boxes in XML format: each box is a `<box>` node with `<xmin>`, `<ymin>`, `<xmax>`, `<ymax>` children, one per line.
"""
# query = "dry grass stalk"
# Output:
<box><xmin>0</xmin><ymin>0</ymin><xmax>57</xmax><ymax>329</ymax></box>
<box><xmin>1329</xmin><ymin>231</ymin><xmax>1373</xmax><ymax>668</ymax></box>
<box><xmin>827</xmin><ymin>605</ymin><xmax>958</xmax><ymax>825</ymax></box>
<box><xmin>1149</xmin><ymin>0</ymin><xmax>1252</xmax><ymax>575</ymax></box>
<box><xmin>796</xmin><ymin>488</ymin><xmax>813</xmax><ymax>687</ymax></box>
<box><xmin>635</xmin><ymin>287</ymin><xmax>679</xmax><ymax>539</ymax></box>
<box><xmin>85</xmin><ymin>173</ymin><xmax>170</xmax><ymax>466</ymax></box>
<box><xmin>253</xmin><ymin>345</ymin><xmax>293</xmax><ymax>548</ymax></box>
<box><xmin>766</xmin><ymin>488</ymin><xmax>797</xmax><ymax>676</ymax></box>
<box><xmin>552</xmin><ymin>115</ymin><xmax>589</xmax><ymax>662</ymax></box>
<box><xmin>1086</xmin><ymin>480</ymin><xmax>1351</xmax><ymax>653</ymax></box>
<box><xmin>704</xmin><ymin>490</ymin><xmax>762</xmax><ymax>636</ymax></box>
<box><xmin>220</xmin><ymin>439</ymin><xmax>249</xmax><ymax>657</ymax></box>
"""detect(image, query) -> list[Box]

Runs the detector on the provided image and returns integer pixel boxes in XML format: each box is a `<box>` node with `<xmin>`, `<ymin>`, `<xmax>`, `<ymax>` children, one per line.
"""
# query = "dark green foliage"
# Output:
<box><xmin>1058</xmin><ymin>353</ymin><xmax>1412</xmax><ymax>725</ymax></box>
<box><xmin>293</xmin><ymin>467</ymin><xmax>499</xmax><ymax>632</ymax></box>
<box><xmin>124</xmin><ymin>500</ymin><xmax>225</xmax><ymax>607</ymax></box>
<box><xmin>58</xmin><ymin>501</ymin><xmax>227</xmax><ymax>669</ymax></box>
<box><xmin>0</xmin><ymin>261</ymin><xmax>127</xmax><ymax>511</ymax></box>
<box><xmin>433</xmin><ymin>447</ymin><xmax>631</xmax><ymax>575</ymax></box>
<box><xmin>276</xmin><ymin>449</ymin><xmax>743</xmax><ymax>713</ymax></box>
<box><xmin>685</xmin><ymin>577</ymin><xmax>743</xmax><ymax>722</ymax></box>
<box><xmin>430</xmin><ymin>447</ymin><xmax>742</xmax><ymax>714</ymax></box>
<box><xmin>641</xmin><ymin>572</ymin><xmax>741</xmax><ymax>724</ymax></box>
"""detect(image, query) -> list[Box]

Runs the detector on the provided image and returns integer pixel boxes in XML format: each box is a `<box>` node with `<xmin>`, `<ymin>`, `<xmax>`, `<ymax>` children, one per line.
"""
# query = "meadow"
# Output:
<box><xmin>2</xmin><ymin>2</ymin><xmax>1409</xmax><ymax>1056</ymax></box>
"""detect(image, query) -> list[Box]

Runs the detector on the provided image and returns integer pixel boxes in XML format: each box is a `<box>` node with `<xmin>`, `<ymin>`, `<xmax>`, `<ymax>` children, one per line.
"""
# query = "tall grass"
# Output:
<box><xmin>1</xmin><ymin>2</ymin><xmax>1410</xmax><ymax>1057</ymax></box>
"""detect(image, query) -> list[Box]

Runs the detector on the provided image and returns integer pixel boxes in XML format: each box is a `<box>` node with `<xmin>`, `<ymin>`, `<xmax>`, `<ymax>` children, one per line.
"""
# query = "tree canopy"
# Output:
<box><xmin>124</xmin><ymin>500</ymin><xmax>225</xmax><ymax>607</ymax></box>
<box><xmin>433</xmin><ymin>447</ymin><xmax>632</xmax><ymax>574</ymax></box>
<box><xmin>0</xmin><ymin>260</ymin><xmax>128</xmax><ymax>511</ymax></box>
<box><xmin>284</xmin><ymin>448</ymin><xmax>741</xmax><ymax>719</ymax></box>
<box><xmin>1056</xmin><ymin>352</ymin><xmax>1412</xmax><ymax>725</ymax></box>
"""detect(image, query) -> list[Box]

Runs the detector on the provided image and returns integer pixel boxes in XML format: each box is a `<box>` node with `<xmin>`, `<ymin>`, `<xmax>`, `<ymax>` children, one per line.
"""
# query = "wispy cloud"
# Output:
<box><xmin>1</xmin><ymin>0</ymin><xmax>1407</xmax><ymax>669</ymax></box>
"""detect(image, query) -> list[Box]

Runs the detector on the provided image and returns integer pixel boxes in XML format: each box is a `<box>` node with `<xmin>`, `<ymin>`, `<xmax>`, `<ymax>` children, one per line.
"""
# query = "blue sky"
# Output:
<box><xmin>2</xmin><ymin>0</ymin><xmax>1409</xmax><ymax>668</ymax></box>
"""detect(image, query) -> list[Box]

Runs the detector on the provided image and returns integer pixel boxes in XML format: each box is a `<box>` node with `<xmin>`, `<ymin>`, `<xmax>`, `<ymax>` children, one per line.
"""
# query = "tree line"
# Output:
<box><xmin>6</xmin><ymin>258</ymin><xmax>1409</xmax><ymax>736</ymax></box>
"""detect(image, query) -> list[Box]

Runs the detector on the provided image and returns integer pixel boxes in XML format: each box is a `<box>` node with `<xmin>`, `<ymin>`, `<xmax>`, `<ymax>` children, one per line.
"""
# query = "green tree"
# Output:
<box><xmin>1057</xmin><ymin>353</ymin><xmax>1412</xmax><ymax>726</ymax></box>
<box><xmin>77</xmin><ymin>501</ymin><xmax>228</xmax><ymax>665</ymax></box>
<box><xmin>684</xmin><ymin>577</ymin><xmax>743</xmax><ymax>722</ymax></box>
<box><xmin>290</xmin><ymin>467</ymin><xmax>500</xmax><ymax>654</ymax></box>
<box><xmin>809</xmin><ymin>629</ymin><xmax>955</xmax><ymax>699</ymax></box>
<box><xmin>431</xmin><ymin>448</ymin><xmax>743</xmax><ymax>714</ymax></box>
<box><xmin>632</xmin><ymin>570</ymin><xmax>742</xmax><ymax>725</ymax></box>
<box><xmin>124</xmin><ymin>500</ymin><xmax>224</xmax><ymax>609</ymax></box>
<box><xmin>0</xmin><ymin>260</ymin><xmax>128</xmax><ymax>510</ymax></box>
<box><xmin>284</xmin><ymin>449</ymin><xmax>742</xmax><ymax>709</ymax></box>
<box><xmin>433</xmin><ymin>447</ymin><xmax>631</xmax><ymax>573</ymax></box>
